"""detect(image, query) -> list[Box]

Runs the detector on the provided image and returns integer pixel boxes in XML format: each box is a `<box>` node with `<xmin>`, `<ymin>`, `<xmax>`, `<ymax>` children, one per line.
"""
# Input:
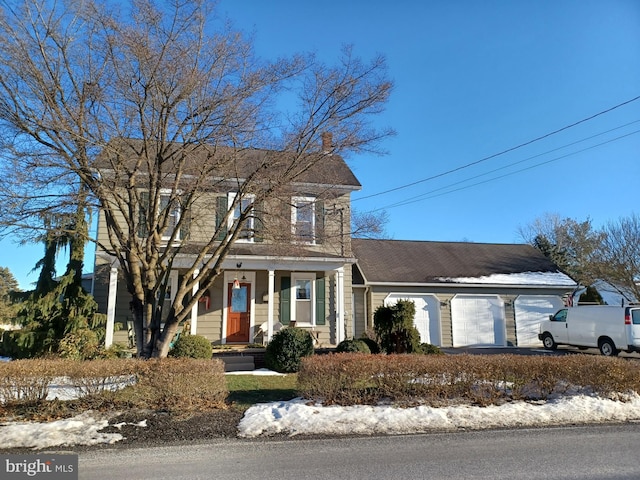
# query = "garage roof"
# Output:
<box><xmin>352</xmin><ymin>238</ymin><xmax>576</xmax><ymax>286</ymax></box>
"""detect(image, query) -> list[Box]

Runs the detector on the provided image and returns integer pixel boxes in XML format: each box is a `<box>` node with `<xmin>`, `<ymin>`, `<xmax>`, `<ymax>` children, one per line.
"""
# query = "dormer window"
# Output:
<box><xmin>292</xmin><ymin>196</ymin><xmax>316</xmax><ymax>243</ymax></box>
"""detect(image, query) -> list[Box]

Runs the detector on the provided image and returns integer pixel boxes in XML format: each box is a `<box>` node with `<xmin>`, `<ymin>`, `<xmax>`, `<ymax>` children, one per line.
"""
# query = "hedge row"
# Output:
<box><xmin>297</xmin><ymin>353</ymin><xmax>640</xmax><ymax>406</ymax></box>
<box><xmin>0</xmin><ymin>358</ymin><xmax>228</xmax><ymax>416</ymax></box>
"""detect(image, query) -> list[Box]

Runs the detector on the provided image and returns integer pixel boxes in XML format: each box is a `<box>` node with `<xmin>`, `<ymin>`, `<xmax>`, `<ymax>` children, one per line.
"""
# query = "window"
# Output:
<box><xmin>291</xmin><ymin>272</ymin><xmax>315</xmax><ymax>325</ymax></box>
<box><xmin>138</xmin><ymin>191</ymin><xmax>183</xmax><ymax>241</ymax></box>
<box><xmin>228</xmin><ymin>192</ymin><xmax>255</xmax><ymax>242</ymax></box>
<box><xmin>551</xmin><ymin>309</ymin><xmax>567</xmax><ymax>322</ymax></box>
<box><xmin>159</xmin><ymin>192</ymin><xmax>181</xmax><ymax>241</ymax></box>
<box><xmin>292</xmin><ymin>196</ymin><xmax>315</xmax><ymax>243</ymax></box>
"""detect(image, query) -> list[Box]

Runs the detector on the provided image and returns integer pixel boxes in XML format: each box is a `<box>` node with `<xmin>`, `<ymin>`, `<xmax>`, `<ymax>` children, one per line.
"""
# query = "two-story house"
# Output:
<box><xmin>92</xmin><ymin>139</ymin><xmax>576</xmax><ymax>352</ymax></box>
<box><xmin>92</xmin><ymin>136</ymin><xmax>361</xmax><ymax>349</ymax></box>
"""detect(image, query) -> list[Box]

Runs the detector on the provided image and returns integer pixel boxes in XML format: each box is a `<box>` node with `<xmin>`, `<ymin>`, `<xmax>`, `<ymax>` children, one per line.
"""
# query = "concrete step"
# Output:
<box><xmin>220</xmin><ymin>355</ymin><xmax>255</xmax><ymax>372</ymax></box>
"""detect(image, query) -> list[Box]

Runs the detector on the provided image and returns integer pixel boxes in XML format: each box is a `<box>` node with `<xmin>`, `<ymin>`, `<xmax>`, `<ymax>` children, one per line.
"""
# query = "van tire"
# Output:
<box><xmin>598</xmin><ymin>338</ymin><xmax>619</xmax><ymax>357</ymax></box>
<box><xmin>541</xmin><ymin>333</ymin><xmax>557</xmax><ymax>350</ymax></box>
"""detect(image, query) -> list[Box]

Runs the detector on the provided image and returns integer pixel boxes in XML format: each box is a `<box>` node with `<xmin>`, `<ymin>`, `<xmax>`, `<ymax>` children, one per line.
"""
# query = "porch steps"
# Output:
<box><xmin>218</xmin><ymin>354</ymin><xmax>255</xmax><ymax>372</ymax></box>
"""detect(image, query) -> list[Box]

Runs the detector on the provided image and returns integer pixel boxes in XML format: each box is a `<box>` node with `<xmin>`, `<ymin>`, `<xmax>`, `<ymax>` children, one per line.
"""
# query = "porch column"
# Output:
<box><xmin>105</xmin><ymin>267</ymin><xmax>118</xmax><ymax>348</ymax></box>
<box><xmin>267</xmin><ymin>269</ymin><xmax>275</xmax><ymax>342</ymax></box>
<box><xmin>190</xmin><ymin>269</ymin><xmax>199</xmax><ymax>335</ymax></box>
<box><xmin>336</xmin><ymin>267</ymin><xmax>345</xmax><ymax>344</ymax></box>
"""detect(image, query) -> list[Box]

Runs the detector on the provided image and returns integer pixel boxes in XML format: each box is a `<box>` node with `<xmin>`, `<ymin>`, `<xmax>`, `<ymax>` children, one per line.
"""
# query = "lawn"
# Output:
<box><xmin>226</xmin><ymin>373</ymin><xmax>298</xmax><ymax>410</ymax></box>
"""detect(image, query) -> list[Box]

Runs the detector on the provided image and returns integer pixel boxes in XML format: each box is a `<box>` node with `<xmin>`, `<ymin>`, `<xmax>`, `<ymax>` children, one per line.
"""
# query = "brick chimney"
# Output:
<box><xmin>321</xmin><ymin>132</ymin><xmax>333</xmax><ymax>154</ymax></box>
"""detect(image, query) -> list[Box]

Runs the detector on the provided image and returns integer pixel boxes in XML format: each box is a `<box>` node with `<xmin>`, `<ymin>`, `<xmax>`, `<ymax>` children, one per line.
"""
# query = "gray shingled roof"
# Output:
<box><xmin>96</xmin><ymin>139</ymin><xmax>361</xmax><ymax>188</ymax></box>
<box><xmin>352</xmin><ymin>238</ymin><xmax>567</xmax><ymax>284</ymax></box>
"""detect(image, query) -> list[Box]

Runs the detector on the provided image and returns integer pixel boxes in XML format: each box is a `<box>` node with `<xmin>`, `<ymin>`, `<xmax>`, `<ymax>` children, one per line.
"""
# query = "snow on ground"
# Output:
<box><xmin>238</xmin><ymin>394</ymin><xmax>640</xmax><ymax>438</ymax></box>
<box><xmin>2</xmin><ymin>369</ymin><xmax>640</xmax><ymax>449</ymax></box>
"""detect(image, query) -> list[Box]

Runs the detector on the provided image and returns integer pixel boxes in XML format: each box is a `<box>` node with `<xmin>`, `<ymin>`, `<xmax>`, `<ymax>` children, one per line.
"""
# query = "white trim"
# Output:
<box><xmin>267</xmin><ymin>270</ymin><xmax>275</xmax><ymax>342</ymax></box>
<box><xmin>190</xmin><ymin>269</ymin><xmax>199</xmax><ymax>335</ymax></box>
<box><xmin>105</xmin><ymin>267</ymin><xmax>118</xmax><ymax>348</ymax></box>
<box><xmin>291</xmin><ymin>272</ymin><xmax>316</xmax><ymax>327</ymax></box>
<box><xmin>336</xmin><ymin>268</ymin><xmax>345</xmax><ymax>343</ymax></box>
<box><xmin>221</xmin><ymin>270</ymin><xmax>256</xmax><ymax>343</ymax></box>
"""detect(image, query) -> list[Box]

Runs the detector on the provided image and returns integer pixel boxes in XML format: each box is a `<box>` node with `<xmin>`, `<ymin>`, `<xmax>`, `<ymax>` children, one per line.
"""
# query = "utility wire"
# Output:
<box><xmin>369</xmin><ymin>128</ymin><xmax>640</xmax><ymax>212</ymax></box>
<box><xmin>353</xmin><ymin>95</ymin><xmax>640</xmax><ymax>202</ymax></box>
<box><xmin>372</xmin><ymin>119</ymin><xmax>640</xmax><ymax>209</ymax></box>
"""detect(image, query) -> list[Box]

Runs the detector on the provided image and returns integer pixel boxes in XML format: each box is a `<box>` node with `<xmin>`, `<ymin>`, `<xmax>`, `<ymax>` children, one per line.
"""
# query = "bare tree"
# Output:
<box><xmin>518</xmin><ymin>213</ymin><xmax>603</xmax><ymax>286</ymax></box>
<box><xmin>595</xmin><ymin>214</ymin><xmax>640</xmax><ymax>302</ymax></box>
<box><xmin>0</xmin><ymin>0</ymin><xmax>393</xmax><ymax>357</ymax></box>
<box><xmin>351</xmin><ymin>209</ymin><xmax>390</xmax><ymax>239</ymax></box>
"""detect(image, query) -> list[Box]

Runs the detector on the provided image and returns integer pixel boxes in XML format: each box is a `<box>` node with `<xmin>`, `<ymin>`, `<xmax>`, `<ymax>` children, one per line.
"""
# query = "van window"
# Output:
<box><xmin>552</xmin><ymin>309</ymin><xmax>568</xmax><ymax>322</ymax></box>
<box><xmin>632</xmin><ymin>309</ymin><xmax>640</xmax><ymax>325</ymax></box>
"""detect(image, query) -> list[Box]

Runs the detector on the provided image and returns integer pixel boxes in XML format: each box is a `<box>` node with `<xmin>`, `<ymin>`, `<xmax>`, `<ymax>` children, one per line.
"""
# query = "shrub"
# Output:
<box><xmin>358</xmin><ymin>330</ymin><xmax>381</xmax><ymax>354</ymax></box>
<box><xmin>298</xmin><ymin>354</ymin><xmax>640</xmax><ymax>407</ymax></box>
<box><xmin>132</xmin><ymin>358</ymin><xmax>227</xmax><ymax>413</ymax></box>
<box><xmin>169</xmin><ymin>334</ymin><xmax>212</xmax><ymax>359</ymax></box>
<box><xmin>265</xmin><ymin>327</ymin><xmax>314</xmax><ymax>373</ymax></box>
<box><xmin>374</xmin><ymin>300</ymin><xmax>422</xmax><ymax>354</ymax></box>
<box><xmin>336</xmin><ymin>338</ymin><xmax>371</xmax><ymax>354</ymax></box>
<box><xmin>57</xmin><ymin>329</ymin><xmax>101</xmax><ymax>360</ymax></box>
<box><xmin>417</xmin><ymin>343</ymin><xmax>443</xmax><ymax>355</ymax></box>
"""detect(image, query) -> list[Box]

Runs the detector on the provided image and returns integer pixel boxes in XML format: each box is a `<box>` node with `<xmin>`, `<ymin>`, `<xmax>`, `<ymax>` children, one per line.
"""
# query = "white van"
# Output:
<box><xmin>538</xmin><ymin>305</ymin><xmax>640</xmax><ymax>356</ymax></box>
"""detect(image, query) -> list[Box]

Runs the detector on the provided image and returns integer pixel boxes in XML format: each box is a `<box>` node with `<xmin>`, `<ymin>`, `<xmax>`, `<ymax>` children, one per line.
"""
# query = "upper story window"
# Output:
<box><xmin>291</xmin><ymin>196</ymin><xmax>316</xmax><ymax>243</ymax></box>
<box><xmin>159</xmin><ymin>192</ymin><xmax>181</xmax><ymax>241</ymax></box>
<box><xmin>228</xmin><ymin>192</ymin><xmax>256</xmax><ymax>242</ymax></box>
<box><xmin>138</xmin><ymin>190</ymin><xmax>183</xmax><ymax>242</ymax></box>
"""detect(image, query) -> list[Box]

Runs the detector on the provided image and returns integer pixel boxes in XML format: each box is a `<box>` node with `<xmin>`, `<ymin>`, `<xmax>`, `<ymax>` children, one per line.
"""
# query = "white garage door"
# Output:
<box><xmin>514</xmin><ymin>295</ymin><xmax>564</xmax><ymax>346</ymax></box>
<box><xmin>384</xmin><ymin>294</ymin><xmax>441</xmax><ymax>345</ymax></box>
<box><xmin>451</xmin><ymin>295</ymin><xmax>506</xmax><ymax>347</ymax></box>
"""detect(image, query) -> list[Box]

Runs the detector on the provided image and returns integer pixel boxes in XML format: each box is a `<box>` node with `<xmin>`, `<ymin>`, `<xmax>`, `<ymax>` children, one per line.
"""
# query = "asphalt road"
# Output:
<box><xmin>78</xmin><ymin>423</ymin><xmax>640</xmax><ymax>480</ymax></box>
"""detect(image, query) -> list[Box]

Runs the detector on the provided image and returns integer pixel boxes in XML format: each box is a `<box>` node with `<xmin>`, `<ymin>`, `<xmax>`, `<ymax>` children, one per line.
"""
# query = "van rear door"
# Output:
<box><xmin>625</xmin><ymin>307</ymin><xmax>640</xmax><ymax>349</ymax></box>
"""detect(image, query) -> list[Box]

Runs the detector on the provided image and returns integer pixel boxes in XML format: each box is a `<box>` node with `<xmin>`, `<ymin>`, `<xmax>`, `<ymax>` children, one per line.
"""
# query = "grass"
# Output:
<box><xmin>226</xmin><ymin>373</ymin><xmax>298</xmax><ymax>410</ymax></box>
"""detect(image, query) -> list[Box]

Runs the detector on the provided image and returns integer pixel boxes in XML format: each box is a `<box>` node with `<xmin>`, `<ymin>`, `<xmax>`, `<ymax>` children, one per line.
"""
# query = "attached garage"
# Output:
<box><xmin>514</xmin><ymin>295</ymin><xmax>564</xmax><ymax>346</ymax></box>
<box><xmin>351</xmin><ymin>239</ymin><xmax>577</xmax><ymax>348</ymax></box>
<box><xmin>384</xmin><ymin>293</ymin><xmax>441</xmax><ymax>345</ymax></box>
<box><xmin>451</xmin><ymin>294</ymin><xmax>506</xmax><ymax>347</ymax></box>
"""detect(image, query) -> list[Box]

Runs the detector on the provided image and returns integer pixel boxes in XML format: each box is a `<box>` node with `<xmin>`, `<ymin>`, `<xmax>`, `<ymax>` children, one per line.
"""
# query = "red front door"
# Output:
<box><xmin>226</xmin><ymin>283</ymin><xmax>251</xmax><ymax>343</ymax></box>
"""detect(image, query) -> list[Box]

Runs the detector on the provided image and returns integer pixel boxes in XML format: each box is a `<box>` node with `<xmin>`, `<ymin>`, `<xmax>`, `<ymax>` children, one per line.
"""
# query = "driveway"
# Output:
<box><xmin>441</xmin><ymin>345</ymin><xmax>640</xmax><ymax>359</ymax></box>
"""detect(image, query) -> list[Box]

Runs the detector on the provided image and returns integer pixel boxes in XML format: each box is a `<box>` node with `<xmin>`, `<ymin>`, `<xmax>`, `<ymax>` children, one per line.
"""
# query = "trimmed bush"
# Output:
<box><xmin>265</xmin><ymin>327</ymin><xmax>314</xmax><ymax>373</ymax></box>
<box><xmin>169</xmin><ymin>334</ymin><xmax>212</xmax><ymax>359</ymax></box>
<box><xmin>374</xmin><ymin>300</ymin><xmax>422</xmax><ymax>354</ymax></box>
<box><xmin>336</xmin><ymin>338</ymin><xmax>371</xmax><ymax>354</ymax></box>
<box><xmin>133</xmin><ymin>358</ymin><xmax>227</xmax><ymax>413</ymax></box>
<box><xmin>358</xmin><ymin>337</ymin><xmax>380</xmax><ymax>353</ymax></box>
<box><xmin>417</xmin><ymin>343</ymin><xmax>443</xmax><ymax>355</ymax></box>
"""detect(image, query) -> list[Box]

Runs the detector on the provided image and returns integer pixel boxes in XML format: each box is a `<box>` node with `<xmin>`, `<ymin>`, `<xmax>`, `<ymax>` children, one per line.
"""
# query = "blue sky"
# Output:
<box><xmin>2</xmin><ymin>0</ymin><xmax>639</xmax><ymax>289</ymax></box>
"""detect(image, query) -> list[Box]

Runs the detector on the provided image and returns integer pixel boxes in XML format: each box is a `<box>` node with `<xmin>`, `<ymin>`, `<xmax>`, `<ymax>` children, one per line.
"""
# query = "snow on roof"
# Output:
<box><xmin>437</xmin><ymin>271</ymin><xmax>576</xmax><ymax>286</ymax></box>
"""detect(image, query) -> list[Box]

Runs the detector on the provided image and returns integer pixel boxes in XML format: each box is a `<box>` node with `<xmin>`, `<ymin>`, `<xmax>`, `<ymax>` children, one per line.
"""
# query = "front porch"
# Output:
<box><xmin>97</xmin><ymin>252</ymin><xmax>354</xmax><ymax>350</ymax></box>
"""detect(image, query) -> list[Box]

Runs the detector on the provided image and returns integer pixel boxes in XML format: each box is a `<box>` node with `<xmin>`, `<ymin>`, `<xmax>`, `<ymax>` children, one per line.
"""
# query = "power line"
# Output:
<box><xmin>369</xmin><ymin>127</ymin><xmax>640</xmax><ymax>212</ymax></box>
<box><xmin>353</xmin><ymin>95</ymin><xmax>640</xmax><ymax>202</ymax></box>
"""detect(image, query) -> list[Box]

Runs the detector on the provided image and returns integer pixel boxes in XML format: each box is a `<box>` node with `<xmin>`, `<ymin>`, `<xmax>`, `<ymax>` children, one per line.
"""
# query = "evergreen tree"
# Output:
<box><xmin>0</xmin><ymin>266</ymin><xmax>20</xmax><ymax>325</ymax></box>
<box><xmin>6</xmin><ymin>204</ymin><xmax>105</xmax><ymax>359</ymax></box>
